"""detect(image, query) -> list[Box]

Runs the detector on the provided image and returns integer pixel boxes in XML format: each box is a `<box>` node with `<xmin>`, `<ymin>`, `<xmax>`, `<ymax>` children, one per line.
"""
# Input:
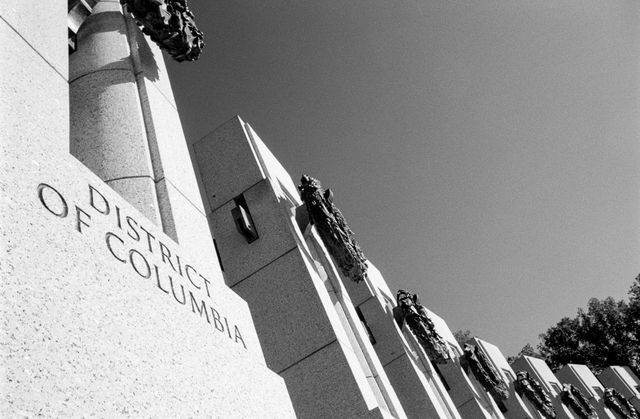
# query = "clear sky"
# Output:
<box><xmin>166</xmin><ymin>0</ymin><xmax>640</xmax><ymax>356</ymax></box>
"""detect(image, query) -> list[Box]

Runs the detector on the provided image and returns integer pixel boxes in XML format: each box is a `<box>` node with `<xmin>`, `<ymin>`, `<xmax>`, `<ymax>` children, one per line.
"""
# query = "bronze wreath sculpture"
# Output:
<box><xmin>515</xmin><ymin>371</ymin><xmax>556</xmax><ymax>419</ymax></box>
<box><xmin>560</xmin><ymin>383</ymin><xmax>597</xmax><ymax>419</ymax></box>
<box><xmin>298</xmin><ymin>175</ymin><xmax>368</xmax><ymax>283</ymax></box>
<box><xmin>120</xmin><ymin>0</ymin><xmax>204</xmax><ymax>61</ymax></box>
<box><xmin>395</xmin><ymin>290</ymin><xmax>450</xmax><ymax>364</ymax></box>
<box><xmin>462</xmin><ymin>344</ymin><xmax>509</xmax><ymax>400</ymax></box>
<box><xmin>604</xmin><ymin>388</ymin><xmax>639</xmax><ymax>419</ymax></box>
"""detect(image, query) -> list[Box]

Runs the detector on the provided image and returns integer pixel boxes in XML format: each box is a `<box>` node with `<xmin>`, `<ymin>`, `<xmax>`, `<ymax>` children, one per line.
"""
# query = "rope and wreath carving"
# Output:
<box><xmin>560</xmin><ymin>383</ymin><xmax>597</xmax><ymax>419</ymax></box>
<box><xmin>515</xmin><ymin>371</ymin><xmax>556</xmax><ymax>419</ymax></box>
<box><xmin>120</xmin><ymin>0</ymin><xmax>204</xmax><ymax>62</ymax></box>
<box><xmin>462</xmin><ymin>343</ymin><xmax>509</xmax><ymax>400</ymax></box>
<box><xmin>604</xmin><ymin>388</ymin><xmax>638</xmax><ymax>419</ymax></box>
<box><xmin>395</xmin><ymin>290</ymin><xmax>450</xmax><ymax>364</ymax></box>
<box><xmin>298</xmin><ymin>175</ymin><xmax>368</xmax><ymax>283</ymax></box>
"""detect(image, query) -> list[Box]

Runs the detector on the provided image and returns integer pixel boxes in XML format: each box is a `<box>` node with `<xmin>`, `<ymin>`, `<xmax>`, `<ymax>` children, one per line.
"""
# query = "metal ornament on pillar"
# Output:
<box><xmin>120</xmin><ymin>0</ymin><xmax>204</xmax><ymax>62</ymax></box>
<box><xmin>298</xmin><ymin>175</ymin><xmax>368</xmax><ymax>283</ymax></box>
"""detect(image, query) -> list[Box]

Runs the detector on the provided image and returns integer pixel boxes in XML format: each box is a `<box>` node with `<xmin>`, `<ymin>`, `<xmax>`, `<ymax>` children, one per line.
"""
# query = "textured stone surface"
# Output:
<box><xmin>139</xmin><ymin>77</ymin><xmax>202</xmax><ymax>206</ymax></box>
<box><xmin>106</xmin><ymin>176</ymin><xmax>161</xmax><ymax>224</ymax></box>
<box><xmin>129</xmin><ymin>23</ymin><xmax>177</xmax><ymax>108</ymax></box>
<box><xmin>194</xmin><ymin>116</ymin><xmax>266</xmax><ymax>211</ymax></box>
<box><xmin>0</xmin><ymin>20</ymin><xmax>68</xmax><ymax>156</ymax></box>
<box><xmin>156</xmin><ymin>178</ymin><xmax>222</xmax><ymax>284</ymax></box>
<box><xmin>358</xmin><ymin>297</ymin><xmax>404</xmax><ymax>366</ymax></box>
<box><xmin>280</xmin><ymin>340</ymin><xmax>385</xmax><ymax>419</ymax></box>
<box><xmin>0</xmin><ymin>145</ymin><xmax>295</xmax><ymax>417</ymax></box>
<box><xmin>232</xmin><ymin>247</ymin><xmax>337</xmax><ymax>373</ymax></box>
<box><xmin>70</xmin><ymin>69</ymin><xmax>154</xmax><ymax>181</ymax></box>
<box><xmin>210</xmin><ymin>179</ymin><xmax>298</xmax><ymax>286</ymax></box>
<box><xmin>384</xmin><ymin>355</ymin><xmax>452</xmax><ymax>419</ymax></box>
<box><xmin>69</xmin><ymin>1</ymin><xmax>133</xmax><ymax>81</ymax></box>
<box><xmin>0</xmin><ymin>0</ymin><xmax>67</xmax><ymax>78</ymax></box>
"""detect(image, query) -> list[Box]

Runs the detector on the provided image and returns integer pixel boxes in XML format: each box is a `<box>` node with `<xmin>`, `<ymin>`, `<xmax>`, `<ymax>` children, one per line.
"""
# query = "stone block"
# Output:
<box><xmin>194</xmin><ymin>115</ymin><xmax>265</xmax><ymax>211</ymax></box>
<box><xmin>210</xmin><ymin>179</ymin><xmax>298</xmax><ymax>286</ymax></box>
<box><xmin>69</xmin><ymin>1</ymin><xmax>133</xmax><ymax>81</ymax></box>
<box><xmin>280</xmin><ymin>340</ymin><xmax>385</xmax><ymax>419</ymax></box>
<box><xmin>155</xmin><ymin>178</ymin><xmax>222</xmax><ymax>284</ymax></box>
<box><xmin>127</xmin><ymin>18</ymin><xmax>177</xmax><ymax>108</ymax></box>
<box><xmin>358</xmin><ymin>297</ymin><xmax>404</xmax><ymax>366</ymax></box>
<box><xmin>384</xmin><ymin>354</ymin><xmax>452</xmax><ymax>419</ymax></box>
<box><xmin>0</xmin><ymin>20</ymin><xmax>68</xmax><ymax>157</ymax></box>
<box><xmin>138</xmin><ymin>77</ymin><xmax>202</xmax><ymax>206</ymax></box>
<box><xmin>0</xmin><ymin>0</ymin><xmax>67</xmax><ymax>78</ymax></box>
<box><xmin>0</xmin><ymin>143</ymin><xmax>295</xmax><ymax>417</ymax></box>
<box><xmin>70</xmin><ymin>69</ymin><xmax>154</xmax><ymax>181</ymax></box>
<box><xmin>231</xmin><ymin>248</ymin><xmax>338</xmax><ymax>373</ymax></box>
<box><xmin>106</xmin><ymin>176</ymin><xmax>160</xmax><ymax>225</ymax></box>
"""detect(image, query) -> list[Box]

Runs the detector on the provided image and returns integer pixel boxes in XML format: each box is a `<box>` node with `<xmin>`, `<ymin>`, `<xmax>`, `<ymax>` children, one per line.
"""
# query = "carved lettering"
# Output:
<box><xmin>211</xmin><ymin>307</ymin><xmax>224</xmax><ymax>332</ymax></box>
<box><xmin>89</xmin><ymin>184</ymin><xmax>110</xmax><ymax>215</ymax></box>
<box><xmin>185</xmin><ymin>264</ymin><xmax>201</xmax><ymax>289</ymax></box>
<box><xmin>153</xmin><ymin>265</ymin><xmax>170</xmax><ymax>294</ymax></box>
<box><xmin>37</xmin><ymin>183</ymin><xmax>68</xmax><ymax>218</ymax></box>
<box><xmin>189</xmin><ymin>291</ymin><xmax>210</xmax><ymax>323</ymax></box>
<box><xmin>105</xmin><ymin>232</ymin><xmax>127</xmax><ymax>263</ymax></box>
<box><xmin>75</xmin><ymin>205</ymin><xmax>91</xmax><ymax>233</ymax></box>
<box><xmin>169</xmin><ymin>276</ymin><xmax>186</xmax><ymax>304</ymax></box>
<box><xmin>129</xmin><ymin>249</ymin><xmax>151</xmax><ymax>279</ymax></box>
<box><xmin>159</xmin><ymin>241</ymin><xmax>178</xmax><ymax>273</ymax></box>
<box><xmin>126</xmin><ymin>216</ymin><xmax>140</xmax><ymax>242</ymax></box>
<box><xmin>139</xmin><ymin>225</ymin><xmax>156</xmax><ymax>253</ymax></box>
<box><xmin>200</xmin><ymin>274</ymin><xmax>211</xmax><ymax>297</ymax></box>
<box><xmin>234</xmin><ymin>325</ymin><xmax>246</xmax><ymax>349</ymax></box>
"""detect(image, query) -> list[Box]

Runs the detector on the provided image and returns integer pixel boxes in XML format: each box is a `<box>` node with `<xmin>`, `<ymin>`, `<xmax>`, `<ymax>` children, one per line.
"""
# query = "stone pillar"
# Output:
<box><xmin>194</xmin><ymin>116</ymin><xmax>408</xmax><ymax>418</ymax></box>
<box><xmin>69</xmin><ymin>0</ymin><xmax>160</xmax><ymax>223</ymax></box>
<box><xmin>69</xmin><ymin>0</ymin><xmax>220</xmax><ymax>278</ymax></box>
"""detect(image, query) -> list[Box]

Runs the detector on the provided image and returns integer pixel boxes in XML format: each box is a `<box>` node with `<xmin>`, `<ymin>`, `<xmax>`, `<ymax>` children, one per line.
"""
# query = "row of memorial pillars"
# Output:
<box><xmin>69</xmin><ymin>0</ymin><xmax>173</xmax><ymax>234</ymax></box>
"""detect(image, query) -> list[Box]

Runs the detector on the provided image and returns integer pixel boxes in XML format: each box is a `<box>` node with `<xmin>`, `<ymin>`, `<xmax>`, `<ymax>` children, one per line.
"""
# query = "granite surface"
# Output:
<box><xmin>1</xmin><ymin>4</ymin><xmax>295</xmax><ymax>415</ymax></box>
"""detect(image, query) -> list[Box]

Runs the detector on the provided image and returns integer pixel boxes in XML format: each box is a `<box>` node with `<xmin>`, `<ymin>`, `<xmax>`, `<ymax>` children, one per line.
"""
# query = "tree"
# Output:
<box><xmin>507</xmin><ymin>343</ymin><xmax>540</xmax><ymax>364</ymax></box>
<box><xmin>454</xmin><ymin>329</ymin><xmax>472</xmax><ymax>347</ymax></box>
<box><xmin>534</xmin><ymin>275</ymin><xmax>640</xmax><ymax>374</ymax></box>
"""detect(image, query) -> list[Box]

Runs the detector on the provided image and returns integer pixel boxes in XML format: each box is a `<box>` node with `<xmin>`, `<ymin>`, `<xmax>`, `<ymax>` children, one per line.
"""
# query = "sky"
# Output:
<box><xmin>166</xmin><ymin>0</ymin><xmax>640</xmax><ymax>356</ymax></box>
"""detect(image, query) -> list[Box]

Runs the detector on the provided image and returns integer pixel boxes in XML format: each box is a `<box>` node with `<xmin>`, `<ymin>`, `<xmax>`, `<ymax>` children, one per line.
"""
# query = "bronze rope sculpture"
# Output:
<box><xmin>394</xmin><ymin>289</ymin><xmax>450</xmax><ymax>364</ymax></box>
<box><xmin>462</xmin><ymin>343</ymin><xmax>509</xmax><ymax>401</ymax></box>
<box><xmin>298</xmin><ymin>175</ymin><xmax>368</xmax><ymax>283</ymax></box>
<box><xmin>120</xmin><ymin>0</ymin><xmax>204</xmax><ymax>62</ymax></box>
<box><xmin>604</xmin><ymin>388</ymin><xmax>639</xmax><ymax>419</ymax></box>
<box><xmin>560</xmin><ymin>383</ymin><xmax>597</xmax><ymax>419</ymax></box>
<box><xmin>515</xmin><ymin>370</ymin><xmax>556</xmax><ymax>419</ymax></box>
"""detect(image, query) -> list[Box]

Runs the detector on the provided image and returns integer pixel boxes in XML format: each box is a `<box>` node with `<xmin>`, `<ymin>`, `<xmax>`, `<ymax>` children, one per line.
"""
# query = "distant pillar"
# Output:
<box><xmin>69</xmin><ymin>0</ymin><xmax>160</xmax><ymax>223</ymax></box>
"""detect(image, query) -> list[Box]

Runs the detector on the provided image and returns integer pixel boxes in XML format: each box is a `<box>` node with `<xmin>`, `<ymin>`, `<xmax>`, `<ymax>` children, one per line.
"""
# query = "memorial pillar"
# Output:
<box><xmin>69</xmin><ymin>1</ymin><xmax>220</xmax><ymax>277</ymax></box>
<box><xmin>70</xmin><ymin>0</ymin><xmax>160</xmax><ymax>223</ymax></box>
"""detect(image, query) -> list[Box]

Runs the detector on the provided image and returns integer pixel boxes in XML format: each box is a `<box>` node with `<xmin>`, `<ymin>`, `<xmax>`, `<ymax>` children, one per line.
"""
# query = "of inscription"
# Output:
<box><xmin>37</xmin><ymin>182</ymin><xmax>247</xmax><ymax>349</ymax></box>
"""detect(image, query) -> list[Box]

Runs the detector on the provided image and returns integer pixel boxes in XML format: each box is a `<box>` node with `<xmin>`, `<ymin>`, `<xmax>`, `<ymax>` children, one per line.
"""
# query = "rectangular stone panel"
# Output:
<box><xmin>1</xmin><ymin>143</ymin><xmax>296</xmax><ymax>417</ymax></box>
<box><xmin>0</xmin><ymin>0</ymin><xmax>67</xmax><ymax>78</ymax></box>
<box><xmin>0</xmin><ymin>20</ymin><xmax>69</xmax><ymax>157</ymax></box>
<box><xmin>280</xmin><ymin>340</ymin><xmax>385</xmax><ymax>419</ymax></box>
<box><xmin>194</xmin><ymin>115</ymin><xmax>266</xmax><ymax>211</ymax></box>
<box><xmin>231</xmin><ymin>247</ymin><xmax>339</xmax><ymax>373</ymax></box>
<box><xmin>209</xmin><ymin>179</ymin><xmax>298</xmax><ymax>286</ymax></box>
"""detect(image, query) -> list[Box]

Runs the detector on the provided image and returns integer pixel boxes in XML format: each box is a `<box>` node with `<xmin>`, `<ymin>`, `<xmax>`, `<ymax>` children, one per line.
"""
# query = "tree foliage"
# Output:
<box><xmin>454</xmin><ymin>329</ymin><xmax>472</xmax><ymax>347</ymax></box>
<box><xmin>534</xmin><ymin>274</ymin><xmax>640</xmax><ymax>374</ymax></box>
